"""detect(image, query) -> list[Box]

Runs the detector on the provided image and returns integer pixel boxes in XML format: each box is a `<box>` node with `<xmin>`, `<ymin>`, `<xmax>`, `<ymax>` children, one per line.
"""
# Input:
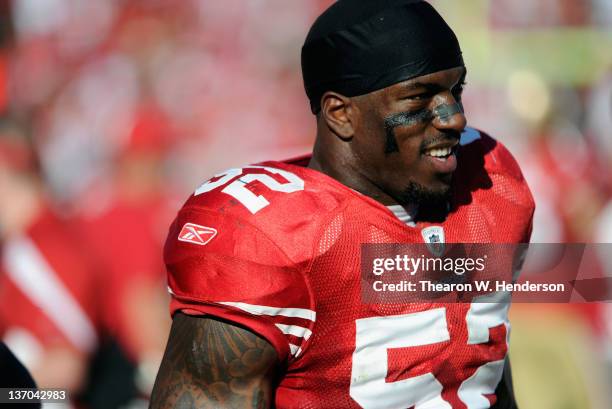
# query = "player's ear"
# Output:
<box><xmin>321</xmin><ymin>91</ymin><xmax>356</xmax><ymax>140</ymax></box>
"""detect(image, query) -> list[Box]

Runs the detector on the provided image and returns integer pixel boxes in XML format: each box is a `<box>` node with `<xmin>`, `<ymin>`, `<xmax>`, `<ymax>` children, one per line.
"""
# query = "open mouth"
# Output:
<box><xmin>422</xmin><ymin>140</ymin><xmax>459</xmax><ymax>161</ymax></box>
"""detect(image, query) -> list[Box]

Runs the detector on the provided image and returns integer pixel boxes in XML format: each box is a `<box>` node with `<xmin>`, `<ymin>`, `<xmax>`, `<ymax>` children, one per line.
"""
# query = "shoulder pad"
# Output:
<box><xmin>176</xmin><ymin>162</ymin><xmax>352</xmax><ymax>263</ymax></box>
<box><xmin>459</xmin><ymin>128</ymin><xmax>526</xmax><ymax>182</ymax></box>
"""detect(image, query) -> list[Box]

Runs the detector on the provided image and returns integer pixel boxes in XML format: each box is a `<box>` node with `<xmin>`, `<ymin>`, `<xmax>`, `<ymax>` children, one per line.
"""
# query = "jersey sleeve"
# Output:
<box><xmin>164</xmin><ymin>204</ymin><xmax>315</xmax><ymax>364</ymax></box>
<box><xmin>461</xmin><ymin>129</ymin><xmax>536</xmax><ymax>243</ymax></box>
<box><xmin>484</xmin><ymin>134</ymin><xmax>536</xmax><ymax>243</ymax></box>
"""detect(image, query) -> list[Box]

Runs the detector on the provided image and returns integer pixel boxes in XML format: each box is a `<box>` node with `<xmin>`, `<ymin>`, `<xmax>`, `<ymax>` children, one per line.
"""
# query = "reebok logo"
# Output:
<box><xmin>178</xmin><ymin>223</ymin><xmax>217</xmax><ymax>246</ymax></box>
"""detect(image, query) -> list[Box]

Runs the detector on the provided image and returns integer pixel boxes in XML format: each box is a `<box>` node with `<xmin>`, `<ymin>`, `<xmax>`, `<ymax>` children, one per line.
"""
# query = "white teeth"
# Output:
<box><xmin>425</xmin><ymin>147</ymin><xmax>452</xmax><ymax>157</ymax></box>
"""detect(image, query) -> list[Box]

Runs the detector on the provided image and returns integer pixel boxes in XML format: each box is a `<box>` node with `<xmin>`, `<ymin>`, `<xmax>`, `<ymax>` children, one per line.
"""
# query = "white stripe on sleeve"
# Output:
<box><xmin>275</xmin><ymin>323</ymin><xmax>313</xmax><ymax>340</ymax></box>
<box><xmin>218</xmin><ymin>301</ymin><xmax>316</xmax><ymax>321</ymax></box>
<box><xmin>289</xmin><ymin>343</ymin><xmax>303</xmax><ymax>357</ymax></box>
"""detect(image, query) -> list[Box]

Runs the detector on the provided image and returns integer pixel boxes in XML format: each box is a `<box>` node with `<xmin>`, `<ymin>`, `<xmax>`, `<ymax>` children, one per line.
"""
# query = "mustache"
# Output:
<box><xmin>420</xmin><ymin>132</ymin><xmax>461</xmax><ymax>152</ymax></box>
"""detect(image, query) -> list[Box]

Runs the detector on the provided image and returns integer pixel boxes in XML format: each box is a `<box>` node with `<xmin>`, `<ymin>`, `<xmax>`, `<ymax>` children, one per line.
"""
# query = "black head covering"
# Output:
<box><xmin>302</xmin><ymin>0</ymin><xmax>464</xmax><ymax>113</ymax></box>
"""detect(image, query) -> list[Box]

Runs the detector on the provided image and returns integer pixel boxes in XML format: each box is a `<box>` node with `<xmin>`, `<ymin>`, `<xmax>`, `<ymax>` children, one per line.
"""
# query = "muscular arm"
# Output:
<box><xmin>150</xmin><ymin>312</ymin><xmax>279</xmax><ymax>409</ymax></box>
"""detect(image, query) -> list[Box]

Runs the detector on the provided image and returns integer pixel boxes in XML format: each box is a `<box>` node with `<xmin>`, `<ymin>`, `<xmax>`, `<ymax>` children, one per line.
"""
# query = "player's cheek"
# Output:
<box><xmin>396</xmin><ymin>134</ymin><xmax>422</xmax><ymax>160</ymax></box>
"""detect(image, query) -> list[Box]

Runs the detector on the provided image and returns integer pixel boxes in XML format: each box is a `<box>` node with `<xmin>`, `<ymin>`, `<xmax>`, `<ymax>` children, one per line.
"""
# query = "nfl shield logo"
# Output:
<box><xmin>421</xmin><ymin>226</ymin><xmax>445</xmax><ymax>256</ymax></box>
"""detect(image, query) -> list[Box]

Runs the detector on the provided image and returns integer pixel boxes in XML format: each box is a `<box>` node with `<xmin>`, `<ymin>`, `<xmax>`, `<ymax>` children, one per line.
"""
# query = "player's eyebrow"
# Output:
<box><xmin>403</xmin><ymin>81</ymin><xmax>442</xmax><ymax>92</ymax></box>
<box><xmin>403</xmin><ymin>69</ymin><xmax>468</xmax><ymax>92</ymax></box>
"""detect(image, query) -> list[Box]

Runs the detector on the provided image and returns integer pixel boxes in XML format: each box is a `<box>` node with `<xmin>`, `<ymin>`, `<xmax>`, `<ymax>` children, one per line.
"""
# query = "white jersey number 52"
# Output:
<box><xmin>194</xmin><ymin>166</ymin><xmax>304</xmax><ymax>214</ymax></box>
<box><xmin>350</xmin><ymin>295</ymin><xmax>510</xmax><ymax>409</ymax></box>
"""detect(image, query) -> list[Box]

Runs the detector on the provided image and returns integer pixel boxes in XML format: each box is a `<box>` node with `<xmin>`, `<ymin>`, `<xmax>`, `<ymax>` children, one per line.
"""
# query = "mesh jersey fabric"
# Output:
<box><xmin>164</xmin><ymin>129</ymin><xmax>534</xmax><ymax>408</ymax></box>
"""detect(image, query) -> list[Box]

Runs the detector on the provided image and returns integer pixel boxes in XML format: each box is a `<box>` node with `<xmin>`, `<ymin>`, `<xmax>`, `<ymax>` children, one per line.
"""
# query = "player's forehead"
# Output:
<box><xmin>385</xmin><ymin>66</ymin><xmax>467</xmax><ymax>94</ymax></box>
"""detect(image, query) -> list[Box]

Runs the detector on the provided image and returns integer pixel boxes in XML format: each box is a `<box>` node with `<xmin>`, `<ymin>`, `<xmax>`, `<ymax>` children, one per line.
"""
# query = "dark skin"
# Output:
<box><xmin>150</xmin><ymin>66</ymin><xmax>517</xmax><ymax>408</ymax></box>
<box><xmin>309</xmin><ymin>66</ymin><xmax>467</xmax><ymax>208</ymax></box>
<box><xmin>150</xmin><ymin>314</ymin><xmax>278</xmax><ymax>409</ymax></box>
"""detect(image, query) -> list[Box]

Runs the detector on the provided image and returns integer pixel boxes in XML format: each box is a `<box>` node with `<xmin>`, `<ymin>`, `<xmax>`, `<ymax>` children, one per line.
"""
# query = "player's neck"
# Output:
<box><xmin>308</xmin><ymin>149</ymin><xmax>399</xmax><ymax>207</ymax></box>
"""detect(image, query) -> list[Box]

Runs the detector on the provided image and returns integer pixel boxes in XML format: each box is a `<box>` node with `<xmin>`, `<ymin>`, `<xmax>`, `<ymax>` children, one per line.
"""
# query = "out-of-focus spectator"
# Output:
<box><xmin>74</xmin><ymin>105</ymin><xmax>175</xmax><ymax>398</ymax></box>
<box><xmin>0</xmin><ymin>120</ymin><xmax>99</xmax><ymax>407</ymax></box>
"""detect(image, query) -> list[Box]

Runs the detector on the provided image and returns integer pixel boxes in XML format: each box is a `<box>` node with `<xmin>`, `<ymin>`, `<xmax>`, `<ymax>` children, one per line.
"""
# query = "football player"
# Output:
<box><xmin>0</xmin><ymin>120</ymin><xmax>98</xmax><ymax>407</ymax></box>
<box><xmin>151</xmin><ymin>1</ymin><xmax>534</xmax><ymax>408</ymax></box>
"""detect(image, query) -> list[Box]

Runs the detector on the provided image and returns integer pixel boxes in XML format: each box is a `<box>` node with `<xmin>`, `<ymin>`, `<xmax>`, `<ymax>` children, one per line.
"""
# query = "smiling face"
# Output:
<box><xmin>348</xmin><ymin>66</ymin><xmax>467</xmax><ymax>209</ymax></box>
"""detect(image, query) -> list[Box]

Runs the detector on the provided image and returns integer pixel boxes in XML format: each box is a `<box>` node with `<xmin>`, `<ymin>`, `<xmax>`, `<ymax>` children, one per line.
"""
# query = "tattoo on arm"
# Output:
<box><xmin>150</xmin><ymin>313</ymin><xmax>279</xmax><ymax>409</ymax></box>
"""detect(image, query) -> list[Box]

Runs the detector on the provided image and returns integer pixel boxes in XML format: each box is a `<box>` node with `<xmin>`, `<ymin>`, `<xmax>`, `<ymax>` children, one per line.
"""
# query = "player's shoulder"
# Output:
<box><xmin>457</xmin><ymin>128</ymin><xmax>535</xmax><ymax>218</ymax></box>
<box><xmin>182</xmin><ymin>157</ymin><xmax>350</xmax><ymax>219</ymax></box>
<box><xmin>169</xmin><ymin>156</ymin><xmax>354</xmax><ymax>262</ymax></box>
<box><xmin>458</xmin><ymin>127</ymin><xmax>527</xmax><ymax>182</ymax></box>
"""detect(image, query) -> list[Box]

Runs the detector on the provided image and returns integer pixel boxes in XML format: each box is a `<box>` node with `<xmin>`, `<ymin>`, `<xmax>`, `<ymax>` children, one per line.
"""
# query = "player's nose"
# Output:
<box><xmin>432</xmin><ymin>99</ymin><xmax>467</xmax><ymax>133</ymax></box>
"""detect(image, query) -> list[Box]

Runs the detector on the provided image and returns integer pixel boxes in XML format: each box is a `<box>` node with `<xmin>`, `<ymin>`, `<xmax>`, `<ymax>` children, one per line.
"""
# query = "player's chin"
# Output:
<box><xmin>397</xmin><ymin>177</ymin><xmax>451</xmax><ymax>209</ymax></box>
<box><xmin>434</xmin><ymin>172</ymin><xmax>454</xmax><ymax>189</ymax></box>
<box><xmin>422</xmin><ymin>171</ymin><xmax>454</xmax><ymax>194</ymax></box>
<box><xmin>425</xmin><ymin>182</ymin><xmax>452</xmax><ymax>204</ymax></box>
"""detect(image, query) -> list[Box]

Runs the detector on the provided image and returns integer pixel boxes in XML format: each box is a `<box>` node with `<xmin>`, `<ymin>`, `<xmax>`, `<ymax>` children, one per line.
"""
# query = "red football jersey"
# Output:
<box><xmin>165</xmin><ymin>129</ymin><xmax>535</xmax><ymax>409</ymax></box>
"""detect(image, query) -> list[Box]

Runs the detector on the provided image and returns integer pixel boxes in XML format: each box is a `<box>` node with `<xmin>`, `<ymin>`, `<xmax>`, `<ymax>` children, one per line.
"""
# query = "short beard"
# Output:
<box><xmin>398</xmin><ymin>181</ymin><xmax>451</xmax><ymax>222</ymax></box>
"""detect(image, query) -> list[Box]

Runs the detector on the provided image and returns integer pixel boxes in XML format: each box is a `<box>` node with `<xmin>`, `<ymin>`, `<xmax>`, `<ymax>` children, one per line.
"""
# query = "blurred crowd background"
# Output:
<box><xmin>0</xmin><ymin>0</ymin><xmax>610</xmax><ymax>408</ymax></box>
